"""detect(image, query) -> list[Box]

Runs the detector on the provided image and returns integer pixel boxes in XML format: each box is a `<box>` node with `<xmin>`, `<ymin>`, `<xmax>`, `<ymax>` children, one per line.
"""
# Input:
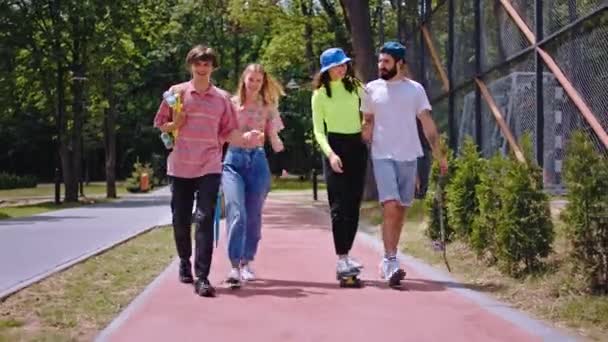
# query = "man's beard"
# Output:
<box><xmin>379</xmin><ymin>66</ymin><xmax>398</xmax><ymax>80</ymax></box>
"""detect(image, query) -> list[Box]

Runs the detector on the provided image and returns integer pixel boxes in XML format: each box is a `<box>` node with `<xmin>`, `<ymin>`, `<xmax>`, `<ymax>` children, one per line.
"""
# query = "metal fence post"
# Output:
<box><xmin>448</xmin><ymin>0</ymin><xmax>455</xmax><ymax>151</ymax></box>
<box><xmin>536</xmin><ymin>0</ymin><xmax>544</xmax><ymax>168</ymax></box>
<box><xmin>474</xmin><ymin>0</ymin><xmax>482</xmax><ymax>149</ymax></box>
<box><xmin>420</xmin><ymin>0</ymin><xmax>427</xmax><ymax>89</ymax></box>
<box><xmin>312</xmin><ymin>168</ymin><xmax>318</xmax><ymax>201</ymax></box>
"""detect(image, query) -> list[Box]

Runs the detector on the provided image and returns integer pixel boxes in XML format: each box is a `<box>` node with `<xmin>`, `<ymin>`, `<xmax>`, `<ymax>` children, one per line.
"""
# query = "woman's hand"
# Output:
<box><xmin>361</xmin><ymin>124</ymin><xmax>373</xmax><ymax>143</ymax></box>
<box><xmin>270</xmin><ymin>135</ymin><xmax>285</xmax><ymax>153</ymax></box>
<box><xmin>328</xmin><ymin>152</ymin><xmax>343</xmax><ymax>173</ymax></box>
<box><xmin>243</xmin><ymin>130</ymin><xmax>265</xmax><ymax>147</ymax></box>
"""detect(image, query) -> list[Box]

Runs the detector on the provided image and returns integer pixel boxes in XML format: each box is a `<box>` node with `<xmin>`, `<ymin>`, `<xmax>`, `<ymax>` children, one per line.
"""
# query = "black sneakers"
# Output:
<box><xmin>194</xmin><ymin>278</ymin><xmax>216</xmax><ymax>297</ymax></box>
<box><xmin>179</xmin><ymin>259</ymin><xmax>193</xmax><ymax>284</ymax></box>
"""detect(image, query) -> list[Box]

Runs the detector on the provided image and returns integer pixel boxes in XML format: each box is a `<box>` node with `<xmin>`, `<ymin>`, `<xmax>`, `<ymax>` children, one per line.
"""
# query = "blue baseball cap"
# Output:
<box><xmin>380</xmin><ymin>41</ymin><xmax>406</xmax><ymax>61</ymax></box>
<box><xmin>319</xmin><ymin>48</ymin><xmax>351</xmax><ymax>73</ymax></box>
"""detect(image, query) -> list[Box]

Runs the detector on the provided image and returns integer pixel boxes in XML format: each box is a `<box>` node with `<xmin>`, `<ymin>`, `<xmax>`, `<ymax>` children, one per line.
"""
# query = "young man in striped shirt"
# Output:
<box><xmin>154</xmin><ymin>45</ymin><xmax>263</xmax><ymax>297</ymax></box>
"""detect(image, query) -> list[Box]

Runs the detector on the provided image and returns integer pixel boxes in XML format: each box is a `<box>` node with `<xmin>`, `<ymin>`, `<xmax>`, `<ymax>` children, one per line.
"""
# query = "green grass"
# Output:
<box><xmin>0</xmin><ymin>182</ymin><xmax>127</xmax><ymax>200</ymax></box>
<box><xmin>0</xmin><ymin>226</ymin><xmax>175</xmax><ymax>342</ymax></box>
<box><xmin>554</xmin><ymin>297</ymin><xmax>608</xmax><ymax>328</ymax></box>
<box><xmin>360</xmin><ymin>200</ymin><xmax>608</xmax><ymax>341</ymax></box>
<box><xmin>270</xmin><ymin>177</ymin><xmax>326</xmax><ymax>191</ymax></box>
<box><xmin>0</xmin><ymin>320</ymin><xmax>24</xmax><ymax>329</ymax></box>
<box><xmin>0</xmin><ymin>200</ymin><xmax>112</xmax><ymax>220</ymax></box>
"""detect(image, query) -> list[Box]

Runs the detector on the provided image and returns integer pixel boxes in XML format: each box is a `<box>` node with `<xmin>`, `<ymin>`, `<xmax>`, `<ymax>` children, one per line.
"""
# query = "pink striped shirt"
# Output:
<box><xmin>153</xmin><ymin>81</ymin><xmax>238</xmax><ymax>178</ymax></box>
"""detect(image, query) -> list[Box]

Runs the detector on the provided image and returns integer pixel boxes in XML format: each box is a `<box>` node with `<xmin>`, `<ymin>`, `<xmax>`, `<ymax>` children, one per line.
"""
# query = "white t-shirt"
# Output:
<box><xmin>361</xmin><ymin>78</ymin><xmax>432</xmax><ymax>161</ymax></box>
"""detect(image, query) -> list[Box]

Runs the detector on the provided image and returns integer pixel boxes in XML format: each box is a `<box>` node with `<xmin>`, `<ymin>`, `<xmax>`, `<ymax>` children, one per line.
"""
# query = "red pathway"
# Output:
<box><xmin>97</xmin><ymin>192</ymin><xmax>576</xmax><ymax>342</ymax></box>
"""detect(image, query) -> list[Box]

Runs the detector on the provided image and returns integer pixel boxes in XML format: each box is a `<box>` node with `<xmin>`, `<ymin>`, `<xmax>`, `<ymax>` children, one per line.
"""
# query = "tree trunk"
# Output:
<box><xmin>71</xmin><ymin>64</ymin><xmax>85</xmax><ymax>202</ymax></box>
<box><xmin>395</xmin><ymin>0</ymin><xmax>406</xmax><ymax>43</ymax></box>
<box><xmin>340</xmin><ymin>0</ymin><xmax>376</xmax><ymax>82</ymax></box>
<box><xmin>56</xmin><ymin>62</ymin><xmax>77</xmax><ymax>202</ymax></box>
<box><xmin>300</xmin><ymin>0</ymin><xmax>316</xmax><ymax>76</ymax></box>
<box><xmin>49</xmin><ymin>0</ymin><xmax>78</xmax><ymax>203</ymax></box>
<box><xmin>104</xmin><ymin>72</ymin><xmax>117</xmax><ymax>198</ymax></box>
<box><xmin>338</xmin><ymin>0</ymin><xmax>352</xmax><ymax>37</ymax></box>
<box><xmin>68</xmin><ymin>1</ymin><xmax>94</xmax><ymax>201</ymax></box>
<box><xmin>49</xmin><ymin>0</ymin><xmax>78</xmax><ymax>202</ymax></box>
<box><xmin>341</xmin><ymin>0</ymin><xmax>378</xmax><ymax>200</ymax></box>
<box><xmin>318</xmin><ymin>0</ymin><xmax>350</xmax><ymax>52</ymax></box>
<box><xmin>377</xmin><ymin>1</ymin><xmax>385</xmax><ymax>45</ymax></box>
<box><xmin>60</xmin><ymin>133</ymin><xmax>78</xmax><ymax>203</ymax></box>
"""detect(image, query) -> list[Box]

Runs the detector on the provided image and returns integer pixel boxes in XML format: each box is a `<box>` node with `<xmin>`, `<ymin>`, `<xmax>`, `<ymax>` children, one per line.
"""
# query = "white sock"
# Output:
<box><xmin>384</xmin><ymin>252</ymin><xmax>397</xmax><ymax>261</ymax></box>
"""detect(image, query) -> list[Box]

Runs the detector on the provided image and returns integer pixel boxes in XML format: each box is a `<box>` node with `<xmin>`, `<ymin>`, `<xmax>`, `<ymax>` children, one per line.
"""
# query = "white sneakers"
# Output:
<box><xmin>336</xmin><ymin>258</ymin><xmax>354</xmax><ymax>275</ymax></box>
<box><xmin>336</xmin><ymin>256</ymin><xmax>364</xmax><ymax>278</ymax></box>
<box><xmin>346</xmin><ymin>256</ymin><xmax>363</xmax><ymax>270</ymax></box>
<box><xmin>227</xmin><ymin>268</ymin><xmax>241</xmax><ymax>282</ymax></box>
<box><xmin>240</xmin><ymin>264</ymin><xmax>256</xmax><ymax>281</ymax></box>
<box><xmin>380</xmin><ymin>256</ymin><xmax>406</xmax><ymax>286</ymax></box>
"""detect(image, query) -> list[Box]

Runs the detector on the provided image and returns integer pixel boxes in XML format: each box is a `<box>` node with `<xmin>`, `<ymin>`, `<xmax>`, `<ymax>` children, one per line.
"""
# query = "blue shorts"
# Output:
<box><xmin>373</xmin><ymin>158</ymin><xmax>418</xmax><ymax>207</ymax></box>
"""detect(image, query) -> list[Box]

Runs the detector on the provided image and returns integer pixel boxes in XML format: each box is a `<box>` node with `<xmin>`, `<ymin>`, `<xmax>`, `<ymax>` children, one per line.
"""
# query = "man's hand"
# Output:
<box><xmin>160</xmin><ymin>122</ymin><xmax>177</xmax><ymax>132</ymax></box>
<box><xmin>328</xmin><ymin>152</ymin><xmax>343</xmax><ymax>173</ymax></box>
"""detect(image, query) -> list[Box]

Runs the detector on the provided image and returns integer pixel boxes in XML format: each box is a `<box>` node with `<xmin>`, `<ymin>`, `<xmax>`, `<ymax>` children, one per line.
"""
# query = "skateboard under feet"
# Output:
<box><xmin>337</xmin><ymin>270</ymin><xmax>363</xmax><ymax>288</ymax></box>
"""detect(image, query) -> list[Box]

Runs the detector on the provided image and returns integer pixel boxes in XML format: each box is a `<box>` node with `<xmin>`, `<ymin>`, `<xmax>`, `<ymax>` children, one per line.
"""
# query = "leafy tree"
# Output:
<box><xmin>562</xmin><ymin>131</ymin><xmax>608</xmax><ymax>294</ymax></box>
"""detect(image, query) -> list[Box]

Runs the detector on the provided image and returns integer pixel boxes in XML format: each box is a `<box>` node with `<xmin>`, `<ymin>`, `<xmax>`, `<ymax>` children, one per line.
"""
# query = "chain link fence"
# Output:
<box><xmin>407</xmin><ymin>0</ymin><xmax>607</xmax><ymax>191</ymax></box>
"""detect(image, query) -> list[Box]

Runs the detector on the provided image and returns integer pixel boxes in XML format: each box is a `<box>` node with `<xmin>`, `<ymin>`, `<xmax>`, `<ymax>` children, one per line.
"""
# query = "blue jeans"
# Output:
<box><xmin>222</xmin><ymin>146</ymin><xmax>271</xmax><ymax>266</ymax></box>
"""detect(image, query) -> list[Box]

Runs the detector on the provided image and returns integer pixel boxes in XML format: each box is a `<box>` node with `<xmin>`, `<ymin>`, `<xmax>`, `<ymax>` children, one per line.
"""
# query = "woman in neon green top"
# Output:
<box><xmin>311</xmin><ymin>47</ymin><xmax>368</xmax><ymax>278</ymax></box>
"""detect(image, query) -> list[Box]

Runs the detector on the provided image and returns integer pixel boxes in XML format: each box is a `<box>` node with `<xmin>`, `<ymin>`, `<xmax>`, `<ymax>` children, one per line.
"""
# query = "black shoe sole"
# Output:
<box><xmin>195</xmin><ymin>288</ymin><xmax>216</xmax><ymax>297</ymax></box>
<box><xmin>194</xmin><ymin>284</ymin><xmax>216</xmax><ymax>297</ymax></box>
<box><xmin>388</xmin><ymin>269</ymin><xmax>406</xmax><ymax>288</ymax></box>
<box><xmin>179</xmin><ymin>276</ymin><xmax>194</xmax><ymax>284</ymax></box>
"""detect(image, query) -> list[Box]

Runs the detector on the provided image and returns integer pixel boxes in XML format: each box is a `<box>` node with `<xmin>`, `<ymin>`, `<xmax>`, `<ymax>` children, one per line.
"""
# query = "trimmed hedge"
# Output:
<box><xmin>0</xmin><ymin>173</ymin><xmax>37</xmax><ymax>189</ymax></box>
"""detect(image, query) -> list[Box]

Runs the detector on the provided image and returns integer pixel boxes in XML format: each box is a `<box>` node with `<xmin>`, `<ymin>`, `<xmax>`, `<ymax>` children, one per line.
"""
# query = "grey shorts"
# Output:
<box><xmin>373</xmin><ymin>158</ymin><xmax>418</xmax><ymax>207</ymax></box>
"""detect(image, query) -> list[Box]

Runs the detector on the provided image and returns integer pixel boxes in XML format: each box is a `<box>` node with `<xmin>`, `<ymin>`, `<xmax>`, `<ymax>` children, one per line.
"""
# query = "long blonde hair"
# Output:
<box><xmin>237</xmin><ymin>64</ymin><xmax>285</xmax><ymax>107</ymax></box>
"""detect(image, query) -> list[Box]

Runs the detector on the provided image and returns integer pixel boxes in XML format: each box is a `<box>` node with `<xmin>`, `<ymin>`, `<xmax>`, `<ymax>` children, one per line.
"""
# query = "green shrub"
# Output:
<box><xmin>470</xmin><ymin>154</ymin><xmax>507</xmax><ymax>263</ymax></box>
<box><xmin>446</xmin><ymin>136</ymin><xmax>483</xmax><ymax>239</ymax></box>
<box><xmin>125</xmin><ymin>160</ymin><xmax>154</xmax><ymax>193</ymax></box>
<box><xmin>495</xmin><ymin>134</ymin><xmax>553</xmax><ymax>276</ymax></box>
<box><xmin>561</xmin><ymin>131</ymin><xmax>608</xmax><ymax>294</ymax></box>
<box><xmin>0</xmin><ymin>173</ymin><xmax>38</xmax><ymax>189</ymax></box>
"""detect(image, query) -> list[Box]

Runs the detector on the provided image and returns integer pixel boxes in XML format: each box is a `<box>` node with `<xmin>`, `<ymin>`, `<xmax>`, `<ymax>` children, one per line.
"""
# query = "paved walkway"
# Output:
<box><xmin>0</xmin><ymin>187</ymin><xmax>172</xmax><ymax>299</ymax></box>
<box><xmin>97</xmin><ymin>193</ymin><xmax>577</xmax><ymax>342</ymax></box>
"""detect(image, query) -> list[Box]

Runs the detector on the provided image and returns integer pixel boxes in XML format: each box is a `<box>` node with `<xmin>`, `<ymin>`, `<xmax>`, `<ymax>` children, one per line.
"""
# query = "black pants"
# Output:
<box><xmin>324</xmin><ymin>133</ymin><xmax>368</xmax><ymax>255</ymax></box>
<box><xmin>171</xmin><ymin>174</ymin><xmax>221</xmax><ymax>279</ymax></box>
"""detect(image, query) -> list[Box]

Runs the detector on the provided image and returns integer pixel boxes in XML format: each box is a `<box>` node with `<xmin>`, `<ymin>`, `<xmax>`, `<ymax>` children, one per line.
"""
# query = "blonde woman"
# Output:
<box><xmin>223</xmin><ymin>64</ymin><xmax>285</xmax><ymax>287</ymax></box>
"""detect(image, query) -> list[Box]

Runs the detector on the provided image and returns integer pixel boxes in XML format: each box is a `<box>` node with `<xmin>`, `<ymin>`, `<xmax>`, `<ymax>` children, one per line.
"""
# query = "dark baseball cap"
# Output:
<box><xmin>380</xmin><ymin>41</ymin><xmax>406</xmax><ymax>61</ymax></box>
